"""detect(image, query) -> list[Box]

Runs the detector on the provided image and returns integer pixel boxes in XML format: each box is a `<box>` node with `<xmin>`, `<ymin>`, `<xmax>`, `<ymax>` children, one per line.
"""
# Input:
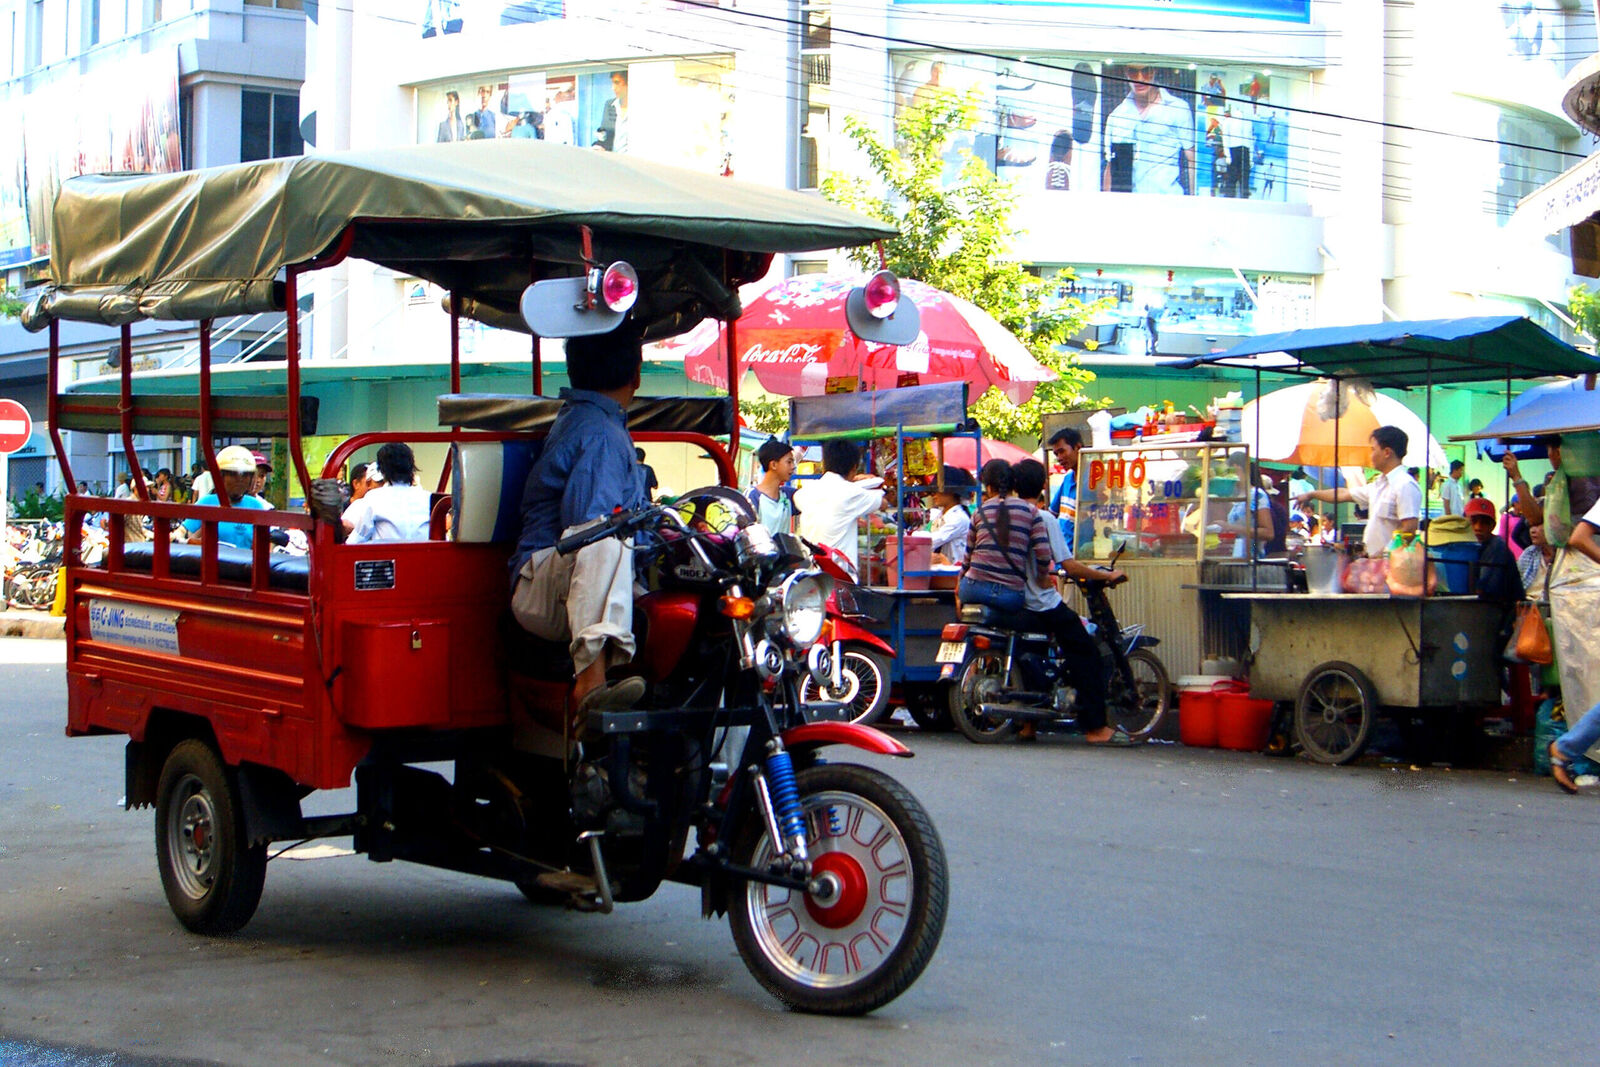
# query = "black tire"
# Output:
<box><xmin>949</xmin><ymin>652</ymin><xmax>1017</xmax><ymax>743</ymax></box>
<box><xmin>1294</xmin><ymin>661</ymin><xmax>1377</xmax><ymax>765</ymax></box>
<box><xmin>729</xmin><ymin>763</ymin><xmax>948</xmax><ymax>1015</ymax></box>
<box><xmin>154</xmin><ymin>739</ymin><xmax>267</xmax><ymax>934</ymax></box>
<box><xmin>800</xmin><ymin>646</ymin><xmax>892</xmax><ymax>725</ymax></box>
<box><xmin>905</xmin><ymin>685</ymin><xmax>954</xmax><ymax>732</ymax></box>
<box><xmin>1109</xmin><ymin>648</ymin><xmax>1171</xmax><ymax>742</ymax></box>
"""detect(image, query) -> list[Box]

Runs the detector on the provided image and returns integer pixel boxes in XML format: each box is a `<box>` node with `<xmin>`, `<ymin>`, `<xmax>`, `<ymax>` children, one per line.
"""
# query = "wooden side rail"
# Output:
<box><xmin>56</xmin><ymin>393</ymin><xmax>319</xmax><ymax>437</ymax></box>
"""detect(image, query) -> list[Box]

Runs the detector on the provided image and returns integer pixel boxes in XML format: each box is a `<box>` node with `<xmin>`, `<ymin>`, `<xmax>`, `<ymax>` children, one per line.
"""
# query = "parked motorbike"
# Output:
<box><xmin>799</xmin><ymin>538</ymin><xmax>896</xmax><ymax>725</ymax></box>
<box><xmin>937</xmin><ymin>553</ymin><xmax>1170</xmax><ymax>744</ymax></box>
<box><xmin>442</xmin><ymin>489</ymin><xmax>948</xmax><ymax>1014</ymax></box>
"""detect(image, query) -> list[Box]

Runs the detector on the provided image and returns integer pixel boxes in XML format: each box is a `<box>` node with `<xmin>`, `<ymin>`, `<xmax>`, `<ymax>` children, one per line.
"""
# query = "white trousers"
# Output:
<box><xmin>511</xmin><ymin>522</ymin><xmax>634</xmax><ymax>675</ymax></box>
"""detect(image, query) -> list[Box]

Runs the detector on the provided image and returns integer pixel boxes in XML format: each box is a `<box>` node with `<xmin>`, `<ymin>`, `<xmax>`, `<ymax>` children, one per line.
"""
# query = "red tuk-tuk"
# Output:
<box><xmin>31</xmin><ymin>141</ymin><xmax>946</xmax><ymax>1015</ymax></box>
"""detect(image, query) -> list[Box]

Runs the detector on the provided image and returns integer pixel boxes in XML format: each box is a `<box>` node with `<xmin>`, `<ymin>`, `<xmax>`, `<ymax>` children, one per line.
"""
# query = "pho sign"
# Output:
<box><xmin>0</xmin><ymin>398</ymin><xmax>31</xmax><ymax>454</ymax></box>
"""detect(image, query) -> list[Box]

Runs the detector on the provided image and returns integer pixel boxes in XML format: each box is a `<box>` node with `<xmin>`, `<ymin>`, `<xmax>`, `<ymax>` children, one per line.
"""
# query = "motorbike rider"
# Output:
<box><xmin>958</xmin><ymin>459</ymin><xmax>1050</xmax><ymax>614</ymax></box>
<box><xmin>1011</xmin><ymin>459</ymin><xmax>1130</xmax><ymax>745</ymax></box>
<box><xmin>510</xmin><ymin>326</ymin><xmax>649</xmax><ymax>716</ymax></box>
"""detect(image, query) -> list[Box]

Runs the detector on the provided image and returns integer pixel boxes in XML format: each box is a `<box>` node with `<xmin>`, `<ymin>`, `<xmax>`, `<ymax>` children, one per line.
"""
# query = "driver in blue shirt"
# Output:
<box><xmin>510</xmin><ymin>327</ymin><xmax>649</xmax><ymax>715</ymax></box>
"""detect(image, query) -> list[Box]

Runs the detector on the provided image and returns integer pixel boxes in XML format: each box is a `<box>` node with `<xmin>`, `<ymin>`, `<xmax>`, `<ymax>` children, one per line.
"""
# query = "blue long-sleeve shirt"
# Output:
<box><xmin>510</xmin><ymin>389</ymin><xmax>645</xmax><ymax>582</ymax></box>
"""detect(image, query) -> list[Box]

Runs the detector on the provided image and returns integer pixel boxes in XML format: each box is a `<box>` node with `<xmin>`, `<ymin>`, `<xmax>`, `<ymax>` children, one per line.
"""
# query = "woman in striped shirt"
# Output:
<box><xmin>957</xmin><ymin>459</ymin><xmax>1054</xmax><ymax>614</ymax></box>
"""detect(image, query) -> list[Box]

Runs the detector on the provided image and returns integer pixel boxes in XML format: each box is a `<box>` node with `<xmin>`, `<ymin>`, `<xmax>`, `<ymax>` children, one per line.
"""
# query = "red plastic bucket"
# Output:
<box><xmin>1216</xmin><ymin>694</ymin><xmax>1275</xmax><ymax>751</ymax></box>
<box><xmin>1177</xmin><ymin>677</ymin><xmax>1245</xmax><ymax>748</ymax></box>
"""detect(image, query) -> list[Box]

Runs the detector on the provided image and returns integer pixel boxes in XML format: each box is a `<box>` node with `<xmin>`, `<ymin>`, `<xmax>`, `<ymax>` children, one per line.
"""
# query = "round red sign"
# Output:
<box><xmin>0</xmin><ymin>397</ymin><xmax>33</xmax><ymax>454</ymax></box>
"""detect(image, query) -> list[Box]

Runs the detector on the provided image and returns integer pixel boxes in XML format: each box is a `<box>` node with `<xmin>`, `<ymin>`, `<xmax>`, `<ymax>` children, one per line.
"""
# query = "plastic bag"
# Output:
<box><xmin>1544</xmin><ymin>469</ymin><xmax>1573</xmax><ymax>546</ymax></box>
<box><xmin>1385</xmin><ymin>532</ymin><xmax>1432</xmax><ymax>596</ymax></box>
<box><xmin>1342</xmin><ymin>556</ymin><xmax>1390</xmax><ymax>593</ymax></box>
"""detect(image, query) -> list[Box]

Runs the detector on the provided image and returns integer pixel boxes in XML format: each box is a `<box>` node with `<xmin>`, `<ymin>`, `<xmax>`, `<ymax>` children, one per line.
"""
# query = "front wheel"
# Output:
<box><xmin>1108</xmin><ymin>648</ymin><xmax>1171</xmax><ymax>741</ymax></box>
<box><xmin>154</xmin><ymin>739</ymin><xmax>267</xmax><ymax>934</ymax></box>
<box><xmin>729</xmin><ymin>763</ymin><xmax>948</xmax><ymax>1015</ymax></box>
<box><xmin>949</xmin><ymin>652</ymin><xmax>1017</xmax><ymax>743</ymax></box>
<box><xmin>799</xmin><ymin>646</ymin><xmax>891</xmax><ymax>725</ymax></box>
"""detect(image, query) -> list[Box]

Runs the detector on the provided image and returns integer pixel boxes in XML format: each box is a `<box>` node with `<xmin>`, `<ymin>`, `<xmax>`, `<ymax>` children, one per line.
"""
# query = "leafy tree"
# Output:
<box><xmin>1568</xmin><ymin>283</ymin><xmax>1600</xmax><ymax>342</ymax></box>
<box><xmin>820</xmin><ymin>89</ymin><xmax>1108</xmax><ymax>440</ymax></box>
<box><xmin>738</xmin><ymin>394</ymin><xmax>789</xmax><ymax>436</ymax></box>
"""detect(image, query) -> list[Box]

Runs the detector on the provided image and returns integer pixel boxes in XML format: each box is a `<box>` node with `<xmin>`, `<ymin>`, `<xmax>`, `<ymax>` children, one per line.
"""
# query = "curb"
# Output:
<box><xmin>0</xmin><ymin>612</ymin><xmax>66</xmax><ymax>640</ymax></box>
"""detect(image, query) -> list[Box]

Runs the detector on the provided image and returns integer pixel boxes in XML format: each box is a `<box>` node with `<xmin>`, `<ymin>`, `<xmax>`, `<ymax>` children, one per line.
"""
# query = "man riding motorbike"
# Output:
<box><xmin>1010</xmin><ymin>459</ymin><xmax>1129</xmax><ymax>745</ymax></box>
<box><xmin>509</xmin><ymin>326</ymin><xmax>649</xmax><ymax>715</ymax></box>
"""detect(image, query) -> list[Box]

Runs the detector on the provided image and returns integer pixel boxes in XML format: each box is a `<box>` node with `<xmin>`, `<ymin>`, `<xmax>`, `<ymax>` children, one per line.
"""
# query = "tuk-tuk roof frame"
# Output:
<box><xmin>25</xmin><ymin>140</ymin><xmax>897</xmax><ymax>336</ymax></box>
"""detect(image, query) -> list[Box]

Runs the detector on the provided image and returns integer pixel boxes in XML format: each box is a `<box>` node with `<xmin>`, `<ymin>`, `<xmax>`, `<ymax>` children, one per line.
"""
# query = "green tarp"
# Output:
<box><xmin>24</xmin><ymin>140</ymin><xmax>896</xmax><ymax>334</ymax></box>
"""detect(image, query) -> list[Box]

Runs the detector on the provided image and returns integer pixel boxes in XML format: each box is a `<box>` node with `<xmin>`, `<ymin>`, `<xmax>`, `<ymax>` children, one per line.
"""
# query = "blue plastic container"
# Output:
<box><xmin>1429</xmin><ymin>542</ymin><xmax>1478</xmax><ymax>594</ymax></box>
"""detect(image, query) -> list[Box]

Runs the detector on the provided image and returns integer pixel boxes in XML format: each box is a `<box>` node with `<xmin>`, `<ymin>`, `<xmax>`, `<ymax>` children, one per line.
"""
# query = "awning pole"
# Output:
<box><xmin>449</xmin><ymin>292</ymin><xmax>462</xmax><ymax>395</ymax></box>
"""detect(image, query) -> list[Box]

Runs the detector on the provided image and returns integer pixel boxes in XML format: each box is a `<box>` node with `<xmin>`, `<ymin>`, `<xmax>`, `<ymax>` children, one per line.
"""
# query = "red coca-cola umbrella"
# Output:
<box><xmin>665</xmin><ymin>273</ymin><xmax>1056</xmax><ymax>404</ymax></box>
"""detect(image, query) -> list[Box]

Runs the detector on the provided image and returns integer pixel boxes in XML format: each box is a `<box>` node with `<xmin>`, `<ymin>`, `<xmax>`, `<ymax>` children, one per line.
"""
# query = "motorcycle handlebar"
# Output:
<box><xmin>556</xmin><ymin>508</ymin><xmax>650</xmax><ymax>556</ymax></box>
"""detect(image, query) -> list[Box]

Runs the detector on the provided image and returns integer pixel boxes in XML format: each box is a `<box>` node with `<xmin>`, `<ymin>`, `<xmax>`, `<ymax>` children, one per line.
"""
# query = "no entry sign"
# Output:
<box><xmin>0</xmin><ymin>398</ymin><xmax>31</xmax><ymax>455</ymax></box>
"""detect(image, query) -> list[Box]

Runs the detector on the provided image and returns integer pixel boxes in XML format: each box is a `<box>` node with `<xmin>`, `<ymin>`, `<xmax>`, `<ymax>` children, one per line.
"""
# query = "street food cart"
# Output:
<box><xmin>787</xmin><ymin>382</ymin><xmax>978</xmax><ymax>725</ymax></box>
<box><xmin>1165</xmin><ymin>317</ymin><xmax>1600</xmax><ymax>763</ymax></box>
<box><xmin>1069</xmin><ymin>439</ymin><xmax>1293</xmax><ymax>680</ymax></box>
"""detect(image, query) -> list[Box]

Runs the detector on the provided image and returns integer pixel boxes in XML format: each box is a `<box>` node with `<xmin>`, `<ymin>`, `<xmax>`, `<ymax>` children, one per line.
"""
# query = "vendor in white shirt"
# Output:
<box><xmin>342</xmin><ymin>442</ymin><xmax>433</xmax><ymax>544</ymax></box>
<box><xmin>794</xmin><ymin>439</ymin><xmax>885</xmax><ymax>580</ymax></box>
<box><xmin>1293</xmin><ymin>425</ymin><xmax>1421</xmax><ymax>558</ymax></box>
<box><xmin>928</xmin><ymin>465</ymin><xmax>975</xmax><ymax>565</ymax></box>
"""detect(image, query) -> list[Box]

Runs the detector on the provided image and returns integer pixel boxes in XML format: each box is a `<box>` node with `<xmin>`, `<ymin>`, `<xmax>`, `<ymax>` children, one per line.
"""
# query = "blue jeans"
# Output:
<box><xmin>958</xmin><ymin>577</ymin><xmax>1024</xmax><ymax>614</ymax></box>
<box><xmin>1556</xmin><ymin>700</ymin><xmax>1600</xmax><ymax>762</ymax></box>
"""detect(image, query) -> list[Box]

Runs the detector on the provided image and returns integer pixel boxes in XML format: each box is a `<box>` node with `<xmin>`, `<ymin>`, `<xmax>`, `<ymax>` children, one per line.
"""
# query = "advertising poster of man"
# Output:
<box><xmin>892</xmin><ymin>56</ymin><xmax>992</xmax><ymax>176</ymax></box>
<box><xmin>1100</xmin><ymin>63</ymin><xmax>1196</xmax><ymax>195</ymax></box>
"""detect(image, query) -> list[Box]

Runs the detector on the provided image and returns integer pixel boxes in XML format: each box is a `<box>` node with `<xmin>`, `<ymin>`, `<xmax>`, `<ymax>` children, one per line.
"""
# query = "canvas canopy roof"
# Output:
<box><xmin>23</xmin><ymin>140</ymin><xmax>897</xmax><ymax>337</ymax></box>
<box><xmin>1179</xmin><ymin>316</ymin><xmax>1600</xmax><ymax>389</ymax></box>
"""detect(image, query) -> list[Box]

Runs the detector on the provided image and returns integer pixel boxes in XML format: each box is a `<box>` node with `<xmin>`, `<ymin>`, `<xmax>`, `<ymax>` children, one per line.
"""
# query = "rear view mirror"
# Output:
<box><xmin>845</xmin><ymin>284</ymin><xmax>920</xmax><ymax>346</ymax></box>
<box><xmin>519</xmin><ymin>277</ymin><xmax>626</xmax><ymax>337</ymax></box>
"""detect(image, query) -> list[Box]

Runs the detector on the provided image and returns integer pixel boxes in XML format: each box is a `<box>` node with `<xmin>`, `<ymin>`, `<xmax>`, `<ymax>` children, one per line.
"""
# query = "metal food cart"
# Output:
<box><xmin>1165</xmin><ymin>317</ymin><xmax>1600</xmax><ymax>763</ymax></box>
<box><xmin>787</xmin><ymin>382</ymin><xmax>977</xmax><ymax>727</ymax></box>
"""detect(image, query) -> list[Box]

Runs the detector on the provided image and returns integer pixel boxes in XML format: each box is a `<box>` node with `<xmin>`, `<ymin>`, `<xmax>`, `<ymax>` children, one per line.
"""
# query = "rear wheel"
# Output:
<box><xmin>154</xmin><ymin>739</ymin><xmax>266</xmax><ymax>934</ymax></box>
<box><xmin>729</xmin><ymin>763</ymin><xmax>948</xmax><ymax>1015</ymax></box>
<box><xmin>1109</xmin><ymin>649</ymin><xmax>1171</xmax><ymax>741</ymax></box>
<box><xmin>1294</xmin><ymin>661</ymin><xmax>1377</xmax><ymax>765</ymax></box>
<box><xmin>800</xmin><ymin>646</ymin><xmax>891</xmax><ymax>725</ymax></box>
<box><xmin>949</xmin><ymin>652</ymin><xmax>1018</xmax><ymax>743</ymax></box>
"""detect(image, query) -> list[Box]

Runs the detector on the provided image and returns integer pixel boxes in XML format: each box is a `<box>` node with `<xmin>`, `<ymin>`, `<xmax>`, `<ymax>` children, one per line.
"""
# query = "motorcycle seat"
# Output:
<box><xmin>958</xmin><ymin>603</ymin><xmax>1034</xmax><ymax>632</ymax></box>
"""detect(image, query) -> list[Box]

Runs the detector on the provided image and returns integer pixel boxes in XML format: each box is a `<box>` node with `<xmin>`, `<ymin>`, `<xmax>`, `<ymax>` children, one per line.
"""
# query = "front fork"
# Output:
<box><xmin>751</xmin><ymin>737</ymin><xmax>809</xmax><ymax>866</ymax></box>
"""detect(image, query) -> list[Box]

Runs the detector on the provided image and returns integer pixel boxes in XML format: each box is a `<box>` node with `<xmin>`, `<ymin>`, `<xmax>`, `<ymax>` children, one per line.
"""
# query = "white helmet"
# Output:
<box><xmin>215</xmin><ymin>445</ymin><xmax>257</xmax><ymax>474</ymax></box>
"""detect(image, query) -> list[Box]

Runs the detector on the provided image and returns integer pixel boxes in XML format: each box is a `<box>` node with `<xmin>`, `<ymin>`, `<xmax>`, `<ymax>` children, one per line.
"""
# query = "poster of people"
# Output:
<box><xmin>892</xmin><ymin>53</ymin><xmax>1294</xmax><ymax>206</ymax></box>
<box><xmin>0</xmin><ymin>88</ymin><xmax>29</xmax><ymax>268</ymax></box>
<box><xmin>418</xmin><ymin>58</ymin><xmax>734</xmax><ymax>175</ymax></box>
<box><xmin>15</xmin><ymin>48</ymin><xmax>181</xmax><ymax>262</ymax></box>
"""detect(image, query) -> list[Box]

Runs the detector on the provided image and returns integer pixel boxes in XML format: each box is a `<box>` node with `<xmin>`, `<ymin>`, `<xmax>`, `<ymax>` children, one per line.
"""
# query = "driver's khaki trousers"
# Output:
<box><xmin>512</xmin><ymin>525</ymin><xmax>635</xmax><ymax>675</ymax></box>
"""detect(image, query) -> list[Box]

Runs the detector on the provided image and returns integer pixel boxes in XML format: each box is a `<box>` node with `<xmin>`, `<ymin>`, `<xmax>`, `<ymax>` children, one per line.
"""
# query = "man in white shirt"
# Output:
<box><xmin>794</xmin><ymin>440</ymin><xmax>884</xmax><ymax>580</ymax></box>
<box><xmin>344</xmin><ymin>443</ymin><xmax>432</xmax><ymax>544</ymax></box>
<box><xmin>1294</xmin><ymin>425</ymin><xmax>1421</xmax><ymax>557</ymax></box>
<box><xmin>1102</xmin><ymin>64</ymin><xmax>1195</xmax><ymax>195</ymax></box>
<box><xmin>1439</xmin><ymin>459</ymin><xmax>1466</xmax><ymax>517</ymax></box>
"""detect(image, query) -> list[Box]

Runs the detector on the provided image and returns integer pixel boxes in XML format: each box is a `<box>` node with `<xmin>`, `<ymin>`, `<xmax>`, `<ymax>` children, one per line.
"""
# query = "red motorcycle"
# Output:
<box><xmin>799</xmin><ymin>538</ymin><xmax>897</xmax><ymax>725</ymax></box>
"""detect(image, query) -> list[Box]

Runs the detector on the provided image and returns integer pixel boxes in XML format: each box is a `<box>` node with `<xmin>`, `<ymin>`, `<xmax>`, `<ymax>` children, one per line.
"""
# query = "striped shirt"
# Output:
<box><xmin>964</xmin><ymin>498</ymin><xmax>1052</xmax><ymax>589</ymax></box>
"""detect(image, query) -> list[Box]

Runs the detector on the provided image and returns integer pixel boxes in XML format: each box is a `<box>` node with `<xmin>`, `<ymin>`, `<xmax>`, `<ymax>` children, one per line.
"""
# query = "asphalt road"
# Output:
<box><xmin>2</xmin><ymin>636</ymin><xmax>1595</xmax><ymax>1066</ymax></box>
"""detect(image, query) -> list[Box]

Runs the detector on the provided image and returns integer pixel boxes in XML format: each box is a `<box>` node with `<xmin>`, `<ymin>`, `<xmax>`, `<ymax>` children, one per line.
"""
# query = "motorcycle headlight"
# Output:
<box><xmin>776</xmin><ymin>571</ymin><xmax>829</xmax><ymax>648</ymax></box>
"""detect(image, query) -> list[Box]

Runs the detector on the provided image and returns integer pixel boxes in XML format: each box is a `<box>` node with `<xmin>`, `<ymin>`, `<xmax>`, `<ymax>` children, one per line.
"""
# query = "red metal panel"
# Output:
<box><xmin>635</xmin><ymin>591</ymin><xmax>700</xmax><ymax>681</ymax></box>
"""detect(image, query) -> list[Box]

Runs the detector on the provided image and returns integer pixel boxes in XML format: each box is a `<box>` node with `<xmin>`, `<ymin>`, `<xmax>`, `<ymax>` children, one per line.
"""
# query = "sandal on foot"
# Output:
<box><xmin>1086</xmin><ymin>728</ymin><xmax>1138</xmax><ymax>748</ymax></box>
<box><xmin>1550</xmin><ymin>741</ymin><xmax>1580</xmax><ymax>795</ymax></box>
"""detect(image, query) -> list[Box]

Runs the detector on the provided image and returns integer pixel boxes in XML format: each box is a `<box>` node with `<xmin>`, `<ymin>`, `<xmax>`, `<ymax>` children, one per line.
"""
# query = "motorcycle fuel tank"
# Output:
<box><xmin>634</xmin><ymin>591</ymin><xmax>699</xmax><ymax>681</ymax></box>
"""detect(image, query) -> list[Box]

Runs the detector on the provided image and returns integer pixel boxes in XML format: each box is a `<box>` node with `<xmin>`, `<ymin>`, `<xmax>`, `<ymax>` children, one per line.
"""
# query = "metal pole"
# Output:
<box><xmin>119</xmin><ymin>324</ymin><xmax>149</xmax><ymax>500</ymax></box>
<box><xmin>46</xmin><ymin>320</ymin><xmax>76</xmax><ymax>495</ymax></box>
<box><xmin>449</xmin><ymin>292</ymin><xmax>462</xmax><ymax>395</ymax></box>
<box><xmin>283</xmin><ymin>269</ymin><xmax>313</xmax><ymax>502</ymax></box>
<box><xmin>727</xmin><ymin>315</ymin><xmax>741</xmax><ymax>459</ymax></box>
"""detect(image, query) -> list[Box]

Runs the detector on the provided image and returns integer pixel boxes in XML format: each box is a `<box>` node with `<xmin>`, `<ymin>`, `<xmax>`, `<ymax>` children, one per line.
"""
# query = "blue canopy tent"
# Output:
<box><xmin>1450</xmin><ymin>374</ymin><xmax>1600</xmax><ymax>459</ymax></box>
<box><xmin>1168</xmin><ymin>315</ymin><xmax>1600</xmax><ymax>524</ymax></box>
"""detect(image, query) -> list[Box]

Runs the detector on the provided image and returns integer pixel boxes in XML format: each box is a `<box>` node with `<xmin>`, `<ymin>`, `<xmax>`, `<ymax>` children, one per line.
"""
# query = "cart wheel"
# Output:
<box><xmin>1294</xmin><ymin>661</ymin><xmax>1377</xmax><ymax>765</ymax></box>
<box><xmin>154</xmin><ymin>739</ymin><xmax>267</xmax><ymax>934</ymax></box>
